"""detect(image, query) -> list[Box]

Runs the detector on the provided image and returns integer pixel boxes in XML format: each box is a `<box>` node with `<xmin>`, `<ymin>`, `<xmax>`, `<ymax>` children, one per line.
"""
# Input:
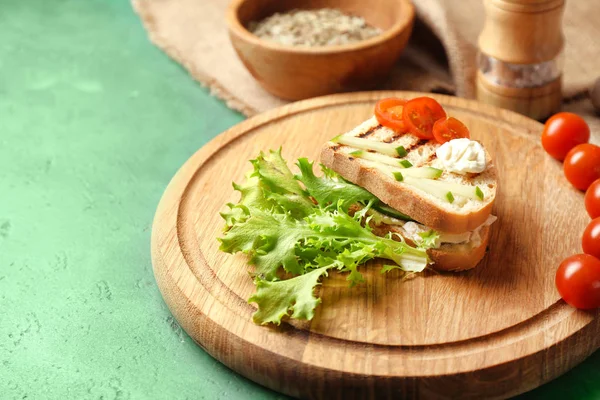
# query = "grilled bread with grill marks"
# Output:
<box><xmin>320</xmin><ymin>116</ymin><xmax>497</xmax><ymax>234</ymax></box>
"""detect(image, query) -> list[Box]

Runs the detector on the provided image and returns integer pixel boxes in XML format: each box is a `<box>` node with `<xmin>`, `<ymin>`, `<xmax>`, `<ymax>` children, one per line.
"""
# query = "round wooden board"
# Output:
<box><xmin>152</xmin><ymin>92</ymin><xmax>600</xmax><ymax>400</ymax></box>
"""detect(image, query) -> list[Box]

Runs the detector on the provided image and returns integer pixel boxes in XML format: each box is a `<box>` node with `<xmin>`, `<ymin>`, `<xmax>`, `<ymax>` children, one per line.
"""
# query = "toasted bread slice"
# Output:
<box><xmin>321</xmin><ymin>117</ymin><xmax>497</xmax><ymax>234</ymax></box>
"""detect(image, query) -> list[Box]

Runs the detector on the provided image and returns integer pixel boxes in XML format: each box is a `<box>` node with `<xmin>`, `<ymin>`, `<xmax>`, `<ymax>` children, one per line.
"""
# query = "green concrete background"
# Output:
<box><xmin>0</xmin><ymin>0</ymin><xmax>598</xmax><ymax>398</ymax></box>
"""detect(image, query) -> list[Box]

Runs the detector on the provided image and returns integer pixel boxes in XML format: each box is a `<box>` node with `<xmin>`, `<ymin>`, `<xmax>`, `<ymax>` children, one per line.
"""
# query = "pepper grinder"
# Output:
<box><xmin>477</xmin><ymin>0</ymin><xmax>565</xmax><ymax>120</ymax></box>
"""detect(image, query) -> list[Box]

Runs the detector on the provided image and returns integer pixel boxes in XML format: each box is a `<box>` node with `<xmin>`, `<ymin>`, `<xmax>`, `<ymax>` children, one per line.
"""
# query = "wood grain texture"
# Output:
<box><xmin>151</xmin><ymin>92</ymin><xmax>600</xmax><ymax>400</ymax></box>
<box><xmin>226</xmin><ymin>0</ymin><xmax>414</xmax><ymax>100</ymax></box>
<box><xmin>478</xmin><ymin>0</ymin><xmax>564</xmax><ymax>64</ymax></box>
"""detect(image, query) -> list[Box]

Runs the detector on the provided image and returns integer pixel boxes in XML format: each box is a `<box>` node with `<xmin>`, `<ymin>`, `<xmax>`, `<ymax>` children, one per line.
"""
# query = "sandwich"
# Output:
<box><xmin>321</xmin><ymin>101</ymin><xmax>497</xmax><ymax>271</ymax></box>
<box><xmin>219</xmin><ymin>96</ymin><xmax>497</xmax><ymax>324</ymax></box>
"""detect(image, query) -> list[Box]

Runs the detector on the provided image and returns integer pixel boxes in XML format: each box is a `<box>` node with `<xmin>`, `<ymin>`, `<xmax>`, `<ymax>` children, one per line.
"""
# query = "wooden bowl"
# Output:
<box><xmin>226</xmin><ymin>0</ymin><xmax>415</xmax><ymax>100</ymax></box>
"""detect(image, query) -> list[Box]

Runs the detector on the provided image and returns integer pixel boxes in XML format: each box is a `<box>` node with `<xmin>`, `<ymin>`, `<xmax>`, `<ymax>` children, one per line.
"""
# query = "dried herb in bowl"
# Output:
<box><xmin>248</xmin><ymin>8</ymin><xmax>382</xmax><ymax>47</ymax></box>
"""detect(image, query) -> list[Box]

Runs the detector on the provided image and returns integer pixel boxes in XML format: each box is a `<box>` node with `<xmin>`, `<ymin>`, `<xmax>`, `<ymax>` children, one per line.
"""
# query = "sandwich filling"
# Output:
<box><xmin>367</xmin><ymin>209</ymin><xmax>497</xmax><ymax>249</ymax></box>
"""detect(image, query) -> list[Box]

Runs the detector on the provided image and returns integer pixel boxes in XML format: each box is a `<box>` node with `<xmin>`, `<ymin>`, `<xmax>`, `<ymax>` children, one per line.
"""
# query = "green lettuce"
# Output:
<box><xmin>418</xmin><ymin>229</ymin><xmax>441</xmax><ymax>250</ymax></box>
<box><xmin>296</xmin><ymin>158</ymin><xmax>377</xmax><ymax>211</ymax></box>
<box><xmin>219</xmin><ymin>209</ymin><xmax>312</xmax><ymax>278</ymax></box>
<box><xmin>248</xmin><ymin>267</ymin><xmax>330</xmax><ymax>324</ymax></box>
<box><xmin>219</xmin><ymin>149</ymin><xmax>434</xmax><ymax>325</ymax></box>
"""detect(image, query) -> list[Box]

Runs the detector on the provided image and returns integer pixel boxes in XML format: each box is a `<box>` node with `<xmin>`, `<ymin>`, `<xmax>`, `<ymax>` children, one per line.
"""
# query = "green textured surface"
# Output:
<box><xmin>0</xmin><ymin>0</ymin><xmax>598</xmax><ymax>399</ymax></box>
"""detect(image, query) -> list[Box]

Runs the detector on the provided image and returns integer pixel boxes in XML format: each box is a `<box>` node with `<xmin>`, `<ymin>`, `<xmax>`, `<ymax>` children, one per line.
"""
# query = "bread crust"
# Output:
<box><xmin>321</xmin><ymin>145</ymin><xmax>497</xmax><ymax>234</ymax></box>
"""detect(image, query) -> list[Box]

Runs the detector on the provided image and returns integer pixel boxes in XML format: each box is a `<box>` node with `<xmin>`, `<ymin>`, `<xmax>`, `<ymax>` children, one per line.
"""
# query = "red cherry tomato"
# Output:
<box><xmin>555</xmin><ymin>254</ymin><xmax>600</xmax><ymax>309</ymax></box>
<box><xmin>402</xmin><ymin>97</ymin><xmax>447</xmax><ymax>140</ymax></box>
<box><xmin>432</xmin><ymin>117</ymin><xmax>471</xmax><ymax>143</ymax></box>
<box><xmin>563</xmin><ymin>144</ymin><xmax>600</xmax><ymax>191</ymax></box>
<box><xmin>375</xmin><ymin>98</ymin><xmax>407</xmax><ymax>132</ymax></box>
<box><xmin>541</xmin><ymin>112</ymin><xmax>590</xmax><ymax>160</ymax></box>
<box><xmin>585</xmin><ymin>179</ymin><xmax>600</xmax><ymax>219</ymax></box>
<box><xmin>583</xmin><ymin>218</ymin><xmax>600</xmax><ymax>259</ymax></box>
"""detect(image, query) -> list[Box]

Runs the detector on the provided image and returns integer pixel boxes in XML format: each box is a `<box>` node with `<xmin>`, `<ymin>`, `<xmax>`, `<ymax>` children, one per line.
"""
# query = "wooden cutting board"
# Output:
<box><xmin>151</xmin><ymin>92</ymin><xmax>600</xmax><ymax>399</ymax></box>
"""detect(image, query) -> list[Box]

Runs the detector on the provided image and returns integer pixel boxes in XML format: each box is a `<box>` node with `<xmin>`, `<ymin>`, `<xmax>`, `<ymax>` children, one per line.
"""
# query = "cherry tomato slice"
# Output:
<box><xmin>585</xmin><ymin>179</ymin><xmax>600</xmax><ymax>219</ymax></box>
<box><xmin>432</xmin><ymin>117</ymin><xmax>471</xmax><ymax>143</ymax></box>
<box><xmin>375</xmin><ymin>98</ymin><xmax>407</xmax><ymax>132</ymax></box>
<box><xmin>542</xmin><ymin>112</ymin><xmax>590</xmax><ymax>161</ymax></box>
<box><xmin>583</xmin><ymin>218</ymin><xmax>600</xmax><ymax>259</ymax></box>
<box><xmin>563</xmin><ymin>143</ymin><xmax>600</xmax><ymax>191</ymax></box>
<box><xmin>556</xmin><ymin>254</ymin><xmax>600</xmax><ymax>309</ymax></box>
<box><xmin>402</xmin><ymin>97</ymin><xmax>447</xmax><ymax>140</ymax></box>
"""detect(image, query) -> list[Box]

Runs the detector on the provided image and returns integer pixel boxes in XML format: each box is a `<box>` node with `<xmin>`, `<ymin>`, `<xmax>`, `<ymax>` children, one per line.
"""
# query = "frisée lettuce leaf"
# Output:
<box><xmin>219</xmin><ymin>149</ymin><xmax>433</xmax><ymax>325</ymax></box>
<box><xmin>248</xmin><ymin>266</ymin><xmax>330</xmax><ymax>325</ymax></box>
<box><xmin>295</xmin><ymin>158</ymin><xmax>377</xmax><ymax>212</ymax></box>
